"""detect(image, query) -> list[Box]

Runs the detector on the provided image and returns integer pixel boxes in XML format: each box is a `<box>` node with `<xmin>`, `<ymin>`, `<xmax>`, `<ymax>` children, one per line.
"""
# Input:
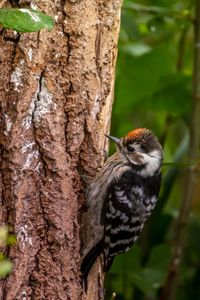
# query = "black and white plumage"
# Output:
<box><xmin>81</xmin><ymin>128</ymin><xmax>163</xmax><ymax>277</ymax></box>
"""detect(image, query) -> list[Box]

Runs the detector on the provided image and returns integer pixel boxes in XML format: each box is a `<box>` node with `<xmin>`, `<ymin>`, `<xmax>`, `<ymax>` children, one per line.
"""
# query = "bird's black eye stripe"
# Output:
<box><xmin>127</xmin><ymin>144</ymin><xmax>135</xmax><ymax>152</ymax></box>
<box><xmin>141</xmin><ymin>144</ymin><xmax>146</xmax><ymax>151</ymax></box>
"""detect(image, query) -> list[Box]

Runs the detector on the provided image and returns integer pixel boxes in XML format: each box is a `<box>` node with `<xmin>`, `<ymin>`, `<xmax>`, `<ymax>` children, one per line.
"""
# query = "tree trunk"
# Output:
<box><xmin>0</xmin><ymin>1</ymin><xmax>122</xmax><ymax>299</ymax></box>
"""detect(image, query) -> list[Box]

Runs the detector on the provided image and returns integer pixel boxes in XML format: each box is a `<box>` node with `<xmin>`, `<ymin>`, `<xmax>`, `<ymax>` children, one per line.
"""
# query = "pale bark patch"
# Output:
<box><xmin>10</xmin><ymin>64</ymin><xmax>24</xmax><ymax>92</ymax></box>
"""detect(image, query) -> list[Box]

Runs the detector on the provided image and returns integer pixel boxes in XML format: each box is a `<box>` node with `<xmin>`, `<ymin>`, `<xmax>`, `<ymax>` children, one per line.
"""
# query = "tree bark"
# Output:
<box><xmin>0</xmin><ymin>1</ymin><xmax>122</xmax><ymax>299</ymax></box>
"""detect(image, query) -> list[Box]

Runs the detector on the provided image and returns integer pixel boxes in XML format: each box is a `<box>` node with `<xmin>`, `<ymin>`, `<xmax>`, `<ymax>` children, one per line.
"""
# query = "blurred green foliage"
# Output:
<box><xmin>0</xmin><ymin>226</ymin><xmax>15</xmax><ymax>278</ymax></box>
<box><xmin>105</xmin><ymin>0</ymin><xmax>200</xmax><ymax>299</ymax></box>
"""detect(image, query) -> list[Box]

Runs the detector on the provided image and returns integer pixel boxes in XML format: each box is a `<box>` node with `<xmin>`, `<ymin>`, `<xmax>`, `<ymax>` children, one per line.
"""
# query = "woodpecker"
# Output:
<box><xmin>81</xmin><ymin>128</ymin><xmax>163</xmax><ymax>277</ymax></box>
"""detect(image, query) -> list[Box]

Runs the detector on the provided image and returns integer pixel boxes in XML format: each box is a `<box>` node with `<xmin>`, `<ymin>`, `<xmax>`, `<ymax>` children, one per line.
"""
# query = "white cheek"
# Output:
<box><xmin>139</xmin><ymin>150</ymin><xmax>162</xmax><ymax>177</ymax></box>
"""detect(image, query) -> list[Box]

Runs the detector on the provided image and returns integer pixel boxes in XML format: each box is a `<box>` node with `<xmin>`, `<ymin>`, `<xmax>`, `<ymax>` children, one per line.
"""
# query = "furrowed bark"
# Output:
<box><xmin>0</xmin><ymin>1</ymin><xmax>122</xmax><ymax>299</ymax></box>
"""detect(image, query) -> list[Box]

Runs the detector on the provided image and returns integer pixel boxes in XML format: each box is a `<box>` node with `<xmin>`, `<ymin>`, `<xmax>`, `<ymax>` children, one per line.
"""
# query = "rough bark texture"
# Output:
<box><xmin>0</xmin><ymin>0</ymin><xmax>122</xmax><ymax>299</ymax></box>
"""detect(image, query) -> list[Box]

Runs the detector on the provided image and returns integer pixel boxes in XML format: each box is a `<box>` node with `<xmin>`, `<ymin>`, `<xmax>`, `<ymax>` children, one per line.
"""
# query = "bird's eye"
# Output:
<box><xmin>141</xmin><ymin>145</ymin><xmax>146</xmax><ymax>151</ymax></box>
<box><xmin>127</xmin><ymin>144</ymin><xmax>135</xmax><ymax>152</ymax></box>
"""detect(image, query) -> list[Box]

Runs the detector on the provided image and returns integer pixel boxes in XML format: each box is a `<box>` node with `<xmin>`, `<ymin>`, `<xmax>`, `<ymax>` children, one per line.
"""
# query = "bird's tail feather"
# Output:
<box><xmin>104</xmin><ymin>256</ymin><xmax>114</xmax><ymax>272</ymax></box>
<box><xmin>81</xmin><ymin>240</ymin><xmax>104</xmax><ymax>279</ymax></box>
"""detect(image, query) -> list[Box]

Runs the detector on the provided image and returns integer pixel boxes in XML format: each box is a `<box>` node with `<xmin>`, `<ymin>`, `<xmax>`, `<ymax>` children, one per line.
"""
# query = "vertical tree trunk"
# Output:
<box><xmin>0</xmin><ymin>1</ymin><xmax>122</xmax><ymax>299</ymax></box>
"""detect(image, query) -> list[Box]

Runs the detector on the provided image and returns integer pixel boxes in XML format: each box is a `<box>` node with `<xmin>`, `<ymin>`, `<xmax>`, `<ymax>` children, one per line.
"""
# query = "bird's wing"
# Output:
<box><xmin>103</xmin><ymin>170</ymin><xmax>147</xmax><ymax>270</ymax></box>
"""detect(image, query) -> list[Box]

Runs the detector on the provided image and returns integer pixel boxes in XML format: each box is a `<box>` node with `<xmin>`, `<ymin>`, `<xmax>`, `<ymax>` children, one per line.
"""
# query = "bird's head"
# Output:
<box><xmin>106</xmin><ymin>128</ymin><xmax>163</xmax><ymax>176</ymax></box>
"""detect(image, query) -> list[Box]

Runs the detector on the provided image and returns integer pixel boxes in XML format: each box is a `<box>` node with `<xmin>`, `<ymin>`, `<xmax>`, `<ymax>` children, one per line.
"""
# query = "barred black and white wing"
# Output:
<box><xmin>103</xmin><ymin>169</ymin><xmax>161</xmax><ymax>271</ymax></box>
<box><xmin>81</xmin><ymin>166</ymin><xmax>161</xmax><ymax>277</ymax></box>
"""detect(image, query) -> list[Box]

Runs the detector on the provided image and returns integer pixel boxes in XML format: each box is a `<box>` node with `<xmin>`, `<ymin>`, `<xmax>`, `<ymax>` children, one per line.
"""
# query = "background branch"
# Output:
<box><xmin>160</xmin><ymin>1</ymin><xmax>200</xmax><ymax>299</ymax></box>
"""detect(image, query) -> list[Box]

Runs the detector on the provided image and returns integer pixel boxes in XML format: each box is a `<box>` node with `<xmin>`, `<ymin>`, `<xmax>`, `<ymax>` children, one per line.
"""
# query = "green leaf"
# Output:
<box><xmin>115</xmin><ymin>46</ymin><xmax>173</xmax><ymax>114</ymax></box>
<box><xmin>130</xmin><ymin>244</ymin><xmax>172</xmax><ymax>293</ymax></box>
<box><xmin>121</xmin><ymin>10</ymin><xmax>141</xmax><ymax>41</ymax></box>
<box><xmin>131</xmin><ymin>268</ymin><xmax>165</xmax><ymax>292</ymax></box>
<box><xmin>7</xmin><ymin>234</ymin><xmax>17</xmax><ymax>246</ymax></box>
<box><xmin>110</xmin><ymin>245</ymin><xmax>142</xmax><ymax>274</ymax></box>
<box><xmin>123</xmin><ymin>2</ymin><xmax>173</xmax><ymax>16</ymax></box>
<box><xmin>0</xmin><ymin>8</ymin><xmax>54</xmax><ymax>32</ymax></box>
<box><xmin>0</xmin><ymin>226</ymin><xmax>8</xmax><ymax>245</ymax></box>
<box><xmin>0</xmin><ymin>260</ymin><xmax>13</xmax><ymax>278</ymax></box>
<box><xmin>149</xmin><ymin>74</ymin><xmax>192</xmax><ymax>115</ymax></box>
<box><xmin>0</xmin><ymin>253</ymin><xmax>5</xmax><ymax>261</ymax></box>
<box><xmin>147</xmin><ymin>17</ymin><xmax>166</xmax><ymax>33</ymax></box>
<box><xmin>120</xmin><ymin>42</ymin><xmax>152</xmax><ymax>57</ymax></box>
<box><xmin>146</xmin><ymin>244</ymin><xmax>172</xmax><ymax>270</ymax></box>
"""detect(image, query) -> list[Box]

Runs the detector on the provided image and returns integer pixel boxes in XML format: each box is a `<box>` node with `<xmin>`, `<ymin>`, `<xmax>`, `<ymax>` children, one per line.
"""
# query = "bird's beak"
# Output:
<box><xmin>105</xmin><ymin>134</ymin><xmax>121</xmax><ymax>147</ymax></box>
